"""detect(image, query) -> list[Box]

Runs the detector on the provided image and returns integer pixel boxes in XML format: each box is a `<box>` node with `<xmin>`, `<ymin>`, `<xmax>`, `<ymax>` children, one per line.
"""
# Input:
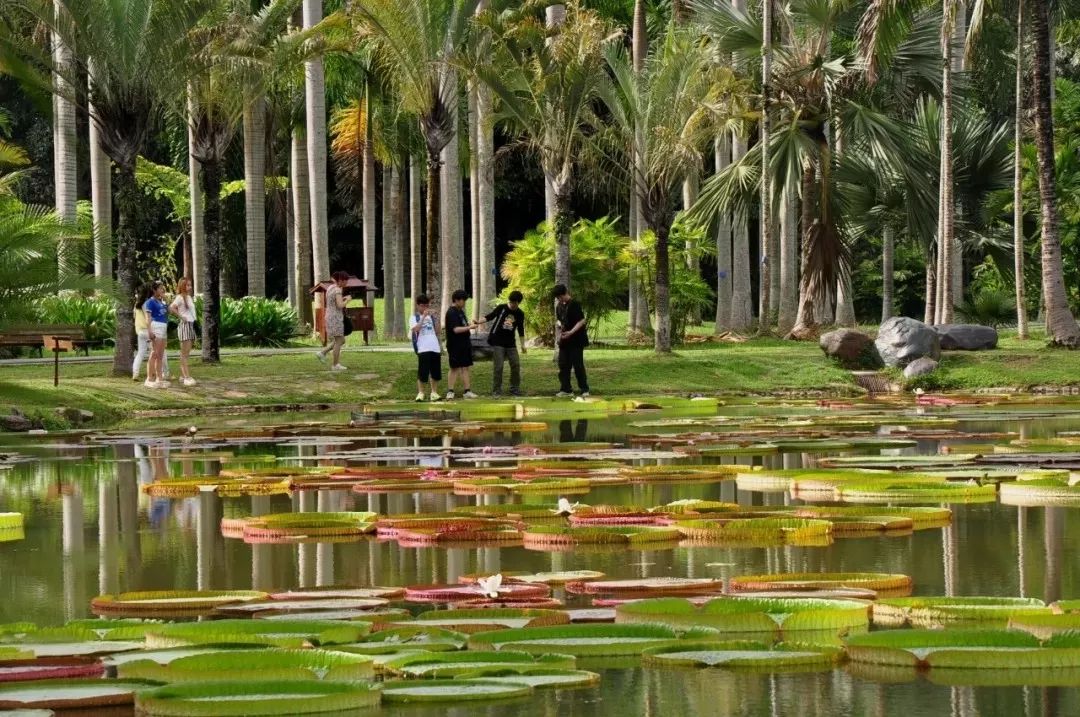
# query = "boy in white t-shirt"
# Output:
<box><xmin>409</xmin><ymin>294</ymin><xmax>442</xmax><ymax>402</ymax></box>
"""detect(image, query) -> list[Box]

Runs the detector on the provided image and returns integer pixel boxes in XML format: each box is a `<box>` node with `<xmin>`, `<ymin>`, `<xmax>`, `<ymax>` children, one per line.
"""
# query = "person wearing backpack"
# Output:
<box><xmin>409</xmin><ymin>294</ymin><xmax>442</xmax><ymax>402</ymax></box>
<box><xmin>476</xmin><ymin>290</ymin><xmax>527</xmax><ymax>397</ymax></box>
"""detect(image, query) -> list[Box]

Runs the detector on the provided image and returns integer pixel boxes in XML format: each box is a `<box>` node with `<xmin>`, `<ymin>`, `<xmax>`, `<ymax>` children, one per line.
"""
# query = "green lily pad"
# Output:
<box><xmin>135</xmin><ymin>679</ymin><xmax>381</xmax><ymax>715</ymax></box>
<box><xmin>642</xmin><ymin>640</ymin><xmax>843</xmax><ymax>671</ymax></box>
<box><xmin>0</xmin><ymin>678</ymin><xmax>152</xmax><ymax>709</ymax></box>
<box><xmin>467</xmin><ymin>623</ymin><xmax>720</xmax><ymax>656</ymax></box>
<box><xmin>118</xmin><ymin>648</ymin><xmax>374</xmax><ymax>683</ymax></box>
<box><xmin>379</xmin><ymin>678</ymin><xmax>532</xmax><ymax>703</ymax></box>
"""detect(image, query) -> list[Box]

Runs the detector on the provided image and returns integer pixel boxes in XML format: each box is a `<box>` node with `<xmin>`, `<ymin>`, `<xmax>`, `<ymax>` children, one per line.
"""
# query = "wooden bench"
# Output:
<box><xmin>0</xmin><ymin>324</ymin><xmax>91</xmax><ymax>357</ymax></box>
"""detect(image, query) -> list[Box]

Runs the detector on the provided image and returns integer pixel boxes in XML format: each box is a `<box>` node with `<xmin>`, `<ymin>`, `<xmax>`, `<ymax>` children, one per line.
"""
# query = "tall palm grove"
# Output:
<box><xmin>1</xmin><ymin>0</ymin><xmax>1079</xmax><ymax>370</ymax></box>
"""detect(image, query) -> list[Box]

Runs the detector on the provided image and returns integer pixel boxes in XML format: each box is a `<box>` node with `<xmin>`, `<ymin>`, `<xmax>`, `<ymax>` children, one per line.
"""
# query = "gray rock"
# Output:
<box><xmin>0</xmin><ymin>413</ymin><xmax>31</xmax><ymax>432</ymax></box>
<box><xmin>934</xmin><ymin>324</ymin><xmax>998</xmax><ymax>351</ymax></box>
<box><xmin>903</xmin><ymin>357</ymin><xmax>939</xmax><ymax>379</ymax></box>
<box><xmin>55</xmin><ymin>407</ymin><xmax>94</xmax><ymax>425</ymax></box>
<box><xmin>819</xmin><ymin>329</ymin><xmax>883</xmax><ymax>369</ymax></box>
<box><xmin>875</xmin><ymin>317</ymin><xmax>942</xmax><ymax>367</ymax></box>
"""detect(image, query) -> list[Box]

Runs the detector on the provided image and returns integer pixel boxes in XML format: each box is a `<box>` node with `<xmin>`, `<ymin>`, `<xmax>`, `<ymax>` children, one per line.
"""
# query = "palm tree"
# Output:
<box><xmin>88</xmin><ymin>63</ymin><xmax>112</xmax><ymax>282</ymax></box>
<box><xmin>473</xmin><ymin>0</ymin><xmax>495</xmax><ymax>315</ymax></box>
<box><xmin>7</xmin><ymin>0</ymin><xmax>214</xmax><ymax>376</ymax></box>
<box><xmin>468</xmin><ymin>1</ymin><xmax>612</xmax><ymax>292</ymax></box>
<box><xmin>354</xmin><ymin>0</ymin><xmax>480</xmax><ymax>314</ymax></box>
<box><xmin>598</xmin><ymin>30</ymin><xmax>730</xmax><ymax>352</ymax></box>
<box><xmin>1030</xmin><ymin>0</ymin><xmax>1080</xmax><ymax>345</ymax></box>
<box><xmin>303</xmin><ymin>0</ymin><xmax>331</xmax><ymax>286</ymax></box>
<box><xmin>243</xmin><ymin>94</ymin><xmax>267</xmax><ymax>297</ymax></box>
<box><xmin>51</xmin><ymin>3</ymin><xmax>78</xmax><ymax>279</ymax></box>
<box><xmin>757</xmin><ymin>0</ymin><xmax>772</xmax><ymax>335</ymax></box>
<box><xmin>1013</xmin><ymin>0</ymin><xmax>1028</xmax><ymax>338</ymax></box>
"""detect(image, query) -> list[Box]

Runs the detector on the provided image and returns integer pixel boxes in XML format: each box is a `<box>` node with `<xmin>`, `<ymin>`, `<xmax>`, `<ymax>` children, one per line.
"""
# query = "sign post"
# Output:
<box><xmin>43</xmin><ymin>335</ymin><xmax>74</xmax><ymax>387</ymax></box>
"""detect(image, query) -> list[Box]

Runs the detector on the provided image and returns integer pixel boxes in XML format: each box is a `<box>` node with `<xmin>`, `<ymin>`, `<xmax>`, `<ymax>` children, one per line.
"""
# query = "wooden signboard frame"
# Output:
<box><xmin>43</xmin><ymin>335</ymin><xmax>74</xmax><ymax>386</ymax></box>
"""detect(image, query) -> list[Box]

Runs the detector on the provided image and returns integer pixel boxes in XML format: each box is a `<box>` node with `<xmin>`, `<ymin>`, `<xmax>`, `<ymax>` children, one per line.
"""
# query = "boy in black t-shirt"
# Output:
<box><xmin>553</xmin><ymin>284</ymin><xmax>590</xmax><ymax>397</ymax></box>
<box><xmin>477</xmin><ymin>290</ymin><xmax>527</xmax><ymax>396</ymax></box>
<box><xmin>444</xmin><ymin>289</ymin><xmax>479</xmax><ymax>399</ymax></box>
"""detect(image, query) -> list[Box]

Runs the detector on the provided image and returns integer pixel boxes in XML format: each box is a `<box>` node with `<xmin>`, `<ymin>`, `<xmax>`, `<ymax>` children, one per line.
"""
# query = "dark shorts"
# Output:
<box><xmin>447</xmin><ymin>343</ymin><xmax>473</xmax><ymax>369</ymax></box>
<box><xmin>417</xmin><ymin>352</ymin><xmax>442</xmax><ymax>382</ymax></box>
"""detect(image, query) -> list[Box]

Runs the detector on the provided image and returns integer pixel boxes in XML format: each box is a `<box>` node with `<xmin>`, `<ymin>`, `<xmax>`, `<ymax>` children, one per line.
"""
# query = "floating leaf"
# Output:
<box><xmin>118</xmin><ymin>648</ymin><xmax>374</xmax><ymax>683</ymax></box>
<box><xmin>379</xmin><ymin>678</ymin><xmax>531</xmax><ymax>703</ymax></box>
<box><xmin>144</xmin><ymin>620</ymin><xmax>370</xmax><ymax>649</ymax></box>
<box><xmin>615</xmin><ymin>597</ymin><xmax>869</xmax><ymax>634</ymax></box>
<box><xmin>873</xmin><ymin>597</ymin><xmax>1050</xmax><ymax>627</ymax></box>
<box><xmin>0</xmin><ymin>656</ymin><xmax>104</xmax><ymax>682</ymax></box>
<box><xmin>642</xmin><ymin>640</ymin><xmax>843</xmax><ymax>671</ymax></box>
<box><xmin>730</xmin><ymin>572</ymin><xmax>912</xmax><ymax>597</ymax></box>
<box><xmin>91</xmin><ymin>591</ymin><xmax>268</xmax><ymax>618</ymax></box>
<box><xmin>135</xmin><ymin>679</ymin><xmax>381</xmax><ymax>715</ymax></box>
<box><xmin>0</xmin><ymin>678</ymin><xmax>151</xmax><ymax>709</ymax></box>
<box><xmin>467</xmin><ymin>623</ymin><xmax>721</xmax><ymax>656</ymax></box>
<box><xmin>844</xmin><ymin>629</ymin><xmax>1080</xmax><ymax>668</ymax></box>
<box><xmin>521</xmin><ymin>525</ymin><xmax>682</xmax><ymax>547</ymax></box>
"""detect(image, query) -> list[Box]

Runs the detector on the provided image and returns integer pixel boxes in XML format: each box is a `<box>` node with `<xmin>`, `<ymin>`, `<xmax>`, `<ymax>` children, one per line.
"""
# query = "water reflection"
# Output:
<box><xmin>1</xmin><ymin>406</ymin><xmax>1080</xmax><ymax>716</ymax></box>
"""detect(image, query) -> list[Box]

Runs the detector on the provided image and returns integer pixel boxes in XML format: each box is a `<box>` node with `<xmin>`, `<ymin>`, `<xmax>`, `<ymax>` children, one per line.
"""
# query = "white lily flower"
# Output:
<box><xmin>477</xmin><ymin>573</ymin><xmax>503</xmax><ymax>599</ymax></box>
<box><xmin>551</xmin><ymin>497</ymin><xmax>579</xmax><ymax>516</ymax></box>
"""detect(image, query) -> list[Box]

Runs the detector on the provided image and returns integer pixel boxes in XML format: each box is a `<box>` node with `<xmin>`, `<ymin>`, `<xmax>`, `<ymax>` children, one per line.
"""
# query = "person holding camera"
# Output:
<box><xmin>410</xmin><ymin>294</ymin><xmax>442</xmax><ymax>402</ymax></box>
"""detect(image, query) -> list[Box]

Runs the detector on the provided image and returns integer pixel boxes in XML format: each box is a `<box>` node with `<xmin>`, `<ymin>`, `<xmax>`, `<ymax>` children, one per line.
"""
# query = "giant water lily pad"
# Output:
<box><xmin>0</xmin><ymin>678</ymin><xmax>151</xmax><ymax>709</ymax></box>
<box><xmin>268</xmin><ymin>587</ymin><xmax>405</xmax><ymax>600</ymax></box>
<box><xmin>335</xmin><ymin>626</ymin><xmax>467</xmax><ymax>654</ymax></box>
<box><xmin>1000</xmin><ymin>479</ymin><xmax>1080</xmax><ymax>507</ymax></box>
<box><xmin>676</xmin><ymin>518</ymin><xmax>832</xmax><ymax>545</ymax></box>
<box><xmin>615</xmin><ymin>596</ymin><xmax>869</xmax><ymax>634</ymax></box>
<box><xmin>91</xmin><ymin>590</ymin><xmax>269</xmax><ymax>618</ymax></box>
<box><xmin>873</xmin><ymin>597</ymin><xmax>1051</xmax><ymax>627</ymax></box>
<box><xmin>381</xmin><ymin>650</ymin><xmax>574</xmax><ymax>677</ymax></box>
<box><xmin>521</xmin><ymin>525</ymin><xmax>682</xmax><ymax>547</ymax></box>
<box><xmin>10</xmin><ymin>641</ymin><xmax>144</xmax><ymax>658</ymax></box>
<box><xmin>456</xmin><ymin>667</ymin><xmax>600</xmax><ymax>688</ymax></box>
<box><xmin>565</xmin><ymin>578</ymin><xmax>723</xmax><ymax>598</ymax></box>
<box><xmin>845</xmin><ymin>629</ymin><xmax>1080</xmax><ymax>668</ymax></box>
<box><xmin>379</xmin><ymin>678</ymin><xmax>531</xmax><ymax>703</ymax></box>
<box><xmin>216</xmin><ymin>598</ymin><xmax>388</xmax><ymax>616</ymax></box>
<box><xmin>457</xmin><ymin>570</ymin><xmax>606</xmax><ymax>585</ymax></box>
<box><xmin>135</xmin><ymin>679</ymin><xmax>381</xmax><ymax>715</ymax></box>
<box><xmin>408</xmin><ymin>608</ymin><xmax>570</xmax><ymax>633</ymax></box>
<box><xmin>642</xmin><ymin>640</ymin><xmax>843</xmax><ymax>671</ymax></box>
<box><xmin>404</xmin><ymin>582</ymin><xmax>550</xmax><ymax>604</ymax></box>
<box><xmin>144</xmin><ymin>619</ymin><xmax>370</xmax><ymax>649</ymax></box>
<box><xmin>836</xmin><ymin>480</ymin><xmax>997</xmax><ymax>504</ymax></box>
<box><xmin>467</xmin><ymin>623</ymin><xmax>721</xmax><ymax>656</ymax></box>
<box><xmin>118</xmin><ymin>648</ymin><xmax>374</xmax><ymax>683</ymax></box>
<box><xmin>0</xmin><ymin>656</ymin><xmax>104</xmax><ymax>682</ymax></box>
<box><xmin>730</xmin><ymin>572</ymin><xmax>912</xmax><ymax>597</ymax></box>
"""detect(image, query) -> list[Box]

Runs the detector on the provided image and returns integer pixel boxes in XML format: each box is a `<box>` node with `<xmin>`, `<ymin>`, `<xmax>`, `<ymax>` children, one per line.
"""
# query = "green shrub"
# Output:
<box><xmin>34</xmin><ymin>292</ymin><xmax>116</xmax><ymax>344</ymax></box>
<box><xmin>213</xmin><ymin>297</ymin><xmax>299</xmax><ymax>347</ymax></box>
<box><xmin>500</xmin><ymin>217</ymin><xmax>627</xmax><ymax>342</ymax></box>
<box><xmin>957</xmin><ymin>286</ymin><xmax>1016</xmax><ymax>328</ymax></box>
<box><xmin>630</xmin><ymin>220</ymin><xmax>715</xmax><ymax>344</ymax></box>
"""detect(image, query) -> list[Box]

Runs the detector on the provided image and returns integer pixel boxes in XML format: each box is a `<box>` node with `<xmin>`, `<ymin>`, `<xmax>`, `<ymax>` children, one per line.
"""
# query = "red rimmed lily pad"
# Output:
<box><xmin>565</xmin><ymin>578</ymin><xmax>724</xmax><ymax>598</ymax></box>
<box><xmin>0</xmin><ymin>657</ymin><xmax>104</xmax><ymax>682</ymax></box>
<box><xmin>404</xmin><ymin>582</ymin><xmax>551</xmax><ymax>604</ymax></box>
<box><xmin>449</xmin><ymin>597</ymin><xmax>566</xmax><ymax>610</ymax></box>
<box><xmin>269</xmin><ymin>587</ymin><xmax>405</xmax><ymax>601</ymax></box>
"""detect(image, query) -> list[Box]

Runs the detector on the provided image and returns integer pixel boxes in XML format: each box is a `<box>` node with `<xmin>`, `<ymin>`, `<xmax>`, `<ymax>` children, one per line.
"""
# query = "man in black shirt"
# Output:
<box><xmin>477</xmin><ymin>290</ymin><xmax>527</xmax><ymax>396</ymax></box>
<box><xmin>553</xmin><ymin>284</ymin><xmax>590</xmax><ymax>397</ymax></box>
<box><xmin>444</xmin><ymin>289</ymin><xmax>479</xmax><ymax>399</ymax></box>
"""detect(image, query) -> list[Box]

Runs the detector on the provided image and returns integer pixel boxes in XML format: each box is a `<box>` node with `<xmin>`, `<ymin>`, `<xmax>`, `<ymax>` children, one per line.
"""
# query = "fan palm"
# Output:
<box><xmin>468</xmin><ymin>0</ymin><xmax>614</xmax><ymax>291</ymax></box>
<box><xmin>3</xmin><ymin>0</ymin><xmax>214</xmax><ymax>375</ymax></box>
<box><xmin>596</xmin><ymin>29</ymin><xmax>735</xmax><ymax>352</ymax></box>
<box><xmin>353</xmin><ymin>0</ymin><xmax>480</xmax><ymax>313</ymax></box>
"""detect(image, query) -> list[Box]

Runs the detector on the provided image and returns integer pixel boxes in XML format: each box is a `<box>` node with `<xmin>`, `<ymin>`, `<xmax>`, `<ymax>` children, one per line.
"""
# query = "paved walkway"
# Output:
<box><xmin>0</xmin><ymin>345</ymin><xmax>413</xmax><ymax>367</ymax></box>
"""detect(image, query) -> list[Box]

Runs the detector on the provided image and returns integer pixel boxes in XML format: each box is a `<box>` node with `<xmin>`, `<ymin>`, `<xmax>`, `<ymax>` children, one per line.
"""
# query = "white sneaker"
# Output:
<box><xmin>580</xmin><ymin>392</ymin><xmax>591</xmax><ymax>398</ymax></box>
<box><xmin>182</xmin><ymin>377</ymin><xmax>197</xmax><ymax>387</ymax></box>
<box><xmin>415</xmin><ymin>392</ymin><xmax>426</xmax><ymax>402</ymax></box>
<box><xmin>315</xmin><ymin>351</ymin><xmax>327</xmax><ymax>364</ymax></box>
<box><xmin>143</xmin><ymin>379</ymin><xmax>157</xmax><ymax>389</ymax></box>
<box><xmin>555</xmin><ymin>391</ymin><xmax>573</xmax><ymax>398</ymax></box>
<box><xmin>154</xmin><ymin>380</ymin><xmax>171</xmax><ymax>389</ymax></box>
<box><xmin>331</xmin><ymin>364</ymin><xmax>347</xmax><ymax>372</ymax></box>
<box><xmin>444</xmin><ymin>390</ymin><xmax>455</xmax><ymax>400</ymax></box>
<box><xmin>430</xmin><ymin>392</ymin><xmax>442</xmax><ymax>402</ymax></box>
<box><xmin>463</xmin><ymin>390</ymin><xmax>479</xmax><ymax>399</ymax></box>
<box><xmin>132</xmin><ymin>374</ymin><xmax>139</xmax><ymax>382</ymax></box>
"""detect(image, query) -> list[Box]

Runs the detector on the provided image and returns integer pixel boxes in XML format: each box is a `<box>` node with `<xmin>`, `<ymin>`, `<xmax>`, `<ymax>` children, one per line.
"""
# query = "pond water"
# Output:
<box><xmin>1</xmin><ymin>400</ymin><xmax>1079</xmax><ymax>717</ymax></box>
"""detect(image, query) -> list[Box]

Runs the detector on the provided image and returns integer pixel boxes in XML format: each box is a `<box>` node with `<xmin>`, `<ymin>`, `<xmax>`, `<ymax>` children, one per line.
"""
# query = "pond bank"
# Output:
<box><xmin>1</xmin><ymin>337</ymin><xmax>1078</xmax><ymax>430</ymax></box>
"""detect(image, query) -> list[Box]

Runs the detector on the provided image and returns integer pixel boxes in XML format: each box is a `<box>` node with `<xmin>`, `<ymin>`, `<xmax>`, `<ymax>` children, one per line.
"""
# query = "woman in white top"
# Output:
<box><xmin>169</xmin><ymin>277</ymin><xmax>197</xmax><ymax>387</ymax></box>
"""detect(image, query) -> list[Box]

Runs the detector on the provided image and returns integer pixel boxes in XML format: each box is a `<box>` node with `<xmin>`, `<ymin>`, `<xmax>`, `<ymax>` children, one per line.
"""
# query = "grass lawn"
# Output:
<box><xmin>2</xmin><ymin>324</ymin><xmax>1079</xmax><ymax>430</ymax></box>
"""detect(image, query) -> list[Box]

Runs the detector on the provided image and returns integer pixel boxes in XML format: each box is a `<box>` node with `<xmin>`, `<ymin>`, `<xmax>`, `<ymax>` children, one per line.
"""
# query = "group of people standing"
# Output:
<box><xmin>405</xmin><ymin>283</ymin><xmax>589</xmax><ymax>402</ymax></box>
<box><xmin>133</xmin><ymin>278</ymin><xmax>197</xmax><ymax>388</ymax></box>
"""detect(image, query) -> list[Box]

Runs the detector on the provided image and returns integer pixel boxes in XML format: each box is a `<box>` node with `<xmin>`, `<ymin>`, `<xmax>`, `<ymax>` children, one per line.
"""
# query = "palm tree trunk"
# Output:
<box><xmin>1032</xmin><ymin>0</ymin><xmax>1080</xmax><ymax>346</ymax></box>
<box><xmin>286</xmin><ymin>174</ymin><xmax>295</xmax><ymax>308</ymax></box>
<box><xmin>544</xmin><ymin>4</ymin><xmax>566</xmax><ymax>224</ymax></box>
<box><xmin>714</xmin><ymin>134</ymin><xmax>733</xmax><ymax>332</ymax></box>
<box><xmin>936</xmin><ymin>3</ymin><xmax>956</xmax><ymax>324</ymax></box>
<box><xmin>835</xmin><ymin>273</ymin><xmax>856</xmax><ymax>325</ymax></box>
<box><xmin>52</xmin><ymin>9</ymin><xmax>77</xmax><ymax>279</ymax></box>
<box><xmin>924</xmin><ymin>248</ymin><xmax>937</xmax><ymax>323</ymax></box>
<box><xmin>757</xmin><ymin>0</ymin><xmax>773</xmax><ymax>336</ymax></box>
<box><xmin>468</xmin><ymin>81</ymin><xmax>480</xmax><ymax>319</ymax></box>
<box><xmin>392</xmin><ymin>164</ymin><xmax>407</xmax><ymax>338</ymax></box>
<box><xmin>363</xmin><ymin>99</ymin><xmax>377</xmax><ymax>299</ymax></box>
<box><xmin>111</xmin><ymin>164</ymin><xmax>140</xmax><ymax>376</ymax></box>
<box><xmin>440</xmin><ymin>97</ymin><xmax>464</xmax><ymax>311</ymax></box>
<box><xmin>477</xmin><ymin>81</ymin><xmax>496</xmax><ymax>313</ymax></box>
<box><xmin>200</xmin><ymin>160</ymin><xmax>223</xmax><ymax>363</ymax></box>
<box><xmin>553</xmin><ymin>190</ymin><xmax>572</xmax><ymax>290</ymax></box>
<box><xmin>629</xmin><ymin>0</ymin><xmax>648</xmax><ymax>336</ymax></box>
<box><xmin>651</xmin><ymin>213</ymin><xmax>672</xmax><ymax>353</ymax></box>
<box><xmin>187</xmin><ymin>88</ymin><xmax>205</xmax><ymax>294</ymax></box>
<box><xmin>1014</xmin><ymin>0</ymin><xmax>1029</xmax><ymax>339</ymax></box>
<box><xmin>382</xmin><ymin>164</ymin><xmax>396</xmax><ymax>338</ymax></box>
<box><xmin>410</xmin><ymin>155</ymin><xmax>423</xmax><ymax>298</ymax></box>
<box><xmin>777</xmin><ymin>186</ymin><xmax>797</xmax><ymax>332</ymax></box>
<box><xmin>683</xmin><ymin>172</ymin><xmax>701</xmax><ymax>325</ymax></box>
<box><xmin>788</xmin><ymin>166</ymin><xmax>818</xmax><ymax>337</ymax></box>
<box><xmin>243</xmin><ymin>97</ymin><xmax>267</xmax><ymax>297</ymax></box>
<box><xmin>291</xmin><ymin>128</ymin><xmax>313</xmax><ymax>326</ymax></box>
<box><xmin>950</xmin><ymin>1</ymin><xmax>966</xmax><ymax>310</ymax></box>
<box><xmin>425</xmin><ymin>148</ymin><xmax>442</xmax><ymax>313</ymax></box>
<box><xmin>88</xmin><ymin>63</ymin><xmax>112</xmax><ymax>282</ymax></box>
<box><xmin>304</xmin><ymin>0</ymin><xmax>330</xmax><ymax>286</ymax></box>
<box><xmin>882</xmin><ymin>224</ymin><xmax>895</xmax><ymax>322</ymax></box>
<box><xmin>730</xmin><ymin>138</ymin><xmax>753</xmax><ymax>331</ymax></box>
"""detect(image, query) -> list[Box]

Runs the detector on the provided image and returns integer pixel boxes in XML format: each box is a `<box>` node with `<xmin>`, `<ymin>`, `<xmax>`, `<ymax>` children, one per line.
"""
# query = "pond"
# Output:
<box><xmin>1</xmin><ymin>398</ymin><xmax>1078</xmax><ymax>716</ymax></box>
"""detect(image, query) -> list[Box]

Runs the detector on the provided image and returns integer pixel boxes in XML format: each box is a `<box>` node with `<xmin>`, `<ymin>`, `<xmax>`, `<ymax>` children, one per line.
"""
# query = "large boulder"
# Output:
<box><xmin>819</xmin><ymin>329</ymin><xmax>883</xmax><ymax>370</ymax></box>
<box><xmin>934</xmin><ymin>324</ymin><xmax>998</xmax><ymax>351</ymax></box>
<box><xmin>903</xmin><ymin>357</ymin><xmax>939</xmax><ymax>379</ymax></box>
<box><xmin>875</xmin><ymin>317</ymin><xmax>941</xmax><ymax>368</ymax></box>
